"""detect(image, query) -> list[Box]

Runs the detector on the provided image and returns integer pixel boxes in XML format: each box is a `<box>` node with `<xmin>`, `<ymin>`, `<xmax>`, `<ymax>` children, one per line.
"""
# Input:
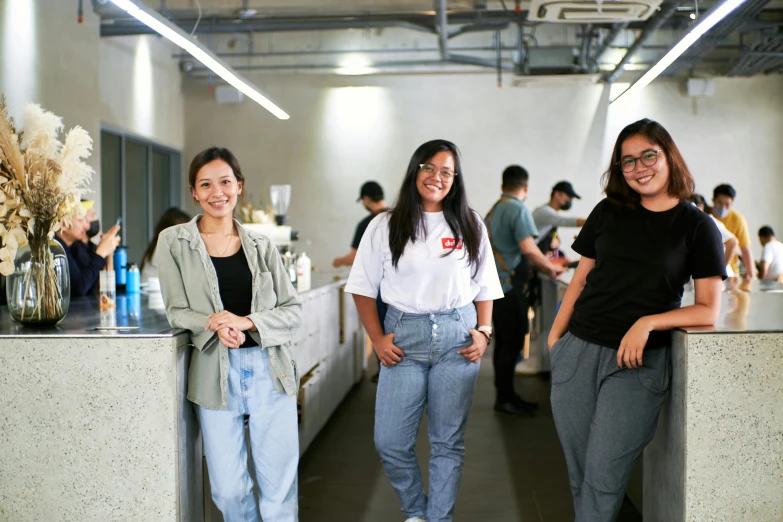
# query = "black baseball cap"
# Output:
<box><xmin>552</xmin><ymin>181</ymin><xmax>581</xmax><ymax>199</ymax></box>
<box><xmin>357</xmin><ymin>181</ymin><xmax>384</xmax><ymax>202</ymax></box>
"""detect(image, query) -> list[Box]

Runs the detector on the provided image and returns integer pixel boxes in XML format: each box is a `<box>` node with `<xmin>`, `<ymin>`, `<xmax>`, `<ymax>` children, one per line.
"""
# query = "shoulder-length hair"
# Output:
<box><xmin>602</xmin><ymin>119</ymin><xmax>694</xmax><ymax>208</ymax></box>
<box><xmin>388</xmin><ymin>139</ymin><xmax>482</xmax><ymax>272</ymax></box>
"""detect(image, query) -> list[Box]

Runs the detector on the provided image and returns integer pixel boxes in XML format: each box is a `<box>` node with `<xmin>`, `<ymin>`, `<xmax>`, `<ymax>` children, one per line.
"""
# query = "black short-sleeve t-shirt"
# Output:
<box><xmin>351</xmin><ymin>213</ymin><xmax>376</xmax><ymax>250</ymax></box>
<box><xmin>569</xmin><ymin>198</ymin><xmax>726</xmax><ymax>350</ymax></box>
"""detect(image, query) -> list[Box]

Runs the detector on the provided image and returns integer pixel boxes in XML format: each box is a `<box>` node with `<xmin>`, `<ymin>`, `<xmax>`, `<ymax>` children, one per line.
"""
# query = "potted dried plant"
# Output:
<box><xmin>0</xmin><ymin>95</ymin><xmax>94</xmax><ymax>326</ymax></box>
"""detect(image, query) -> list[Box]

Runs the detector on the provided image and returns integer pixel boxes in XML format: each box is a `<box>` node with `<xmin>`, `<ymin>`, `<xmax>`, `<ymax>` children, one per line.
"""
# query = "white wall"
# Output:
<box><xmin>184</xmin><ymin>73</ymin><xmax>783</xmax><ymax>271</ymax></box>
<box><xmin>0</xmin><ymin>1</ymin><xmax>186</xmax><ymax>220</ymax></box>
<box><xmin>99</xmin><ymin>36</ymin><xmax>185</xmax><ymax>149</ymax></box>
<box><xmin>0</xmin><ymin>0</ymin><xmax>101</xmax><ymax>193</ymax></box>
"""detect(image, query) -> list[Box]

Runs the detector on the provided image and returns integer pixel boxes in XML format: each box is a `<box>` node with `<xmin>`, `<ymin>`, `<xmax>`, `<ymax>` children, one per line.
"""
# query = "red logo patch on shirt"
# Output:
<box><xmin>442</xmin><ymin>238</ymin><xmax>463</xmax><ymax>250</ymax></box>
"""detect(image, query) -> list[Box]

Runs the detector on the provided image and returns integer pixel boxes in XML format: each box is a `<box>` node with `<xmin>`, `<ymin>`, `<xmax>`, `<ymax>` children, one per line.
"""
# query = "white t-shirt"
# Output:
<box><xmin>761</xmin><ymin>239</ymin><xmax>783</xmax><ymax>281</ymax></box>
<box><xmin>345</xmin><ymin>211</ymin><xmax>504</xmax><ymax>314</ymax></box>
<box><xmin>532</xmin><ymin>204</ymin><xmax>581</xmax><ymax>240</ymax></box>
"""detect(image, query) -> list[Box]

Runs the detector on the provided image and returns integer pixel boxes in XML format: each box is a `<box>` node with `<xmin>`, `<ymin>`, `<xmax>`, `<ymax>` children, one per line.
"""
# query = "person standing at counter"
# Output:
<box><xmin>712</xmin><ymin>184</ymin><xmax>755</xmax><ymax>279</ymax></box>
<box><xmin>156</xmin><ymin>147</ymin><xmax>302</xmax><ymax>522</ymax></box>
<box><xmin>54</xmin><ymin>205</ymin><xmax>121</xmax><ymax>297</ymax></box>
<box><xmin>532</xmin><ymin>181</ymin><xmax>587</xmax><ymax>242</ymax></box>
<box><xmin>688</xmin><ymin>193</ymin><xmax>739</xmax><ymax>277</ymax></box>
<box><xmin>485</xmin><ymin>166</ymin><xmax>565</xmax><ymax>415</ymax></box>
<box><xmin>333</xmin><ymin>181</ymin><xmax>388</xmax><ymax>268</ymax></box>
<box><xmin>548</xmin><ymin>119</ymin><xmax>725</xmax><ymax>521</ymax></box>
<box><xmin>346</xmin><ymin>139</ymin><xmax>503</xmax><ymax>522</ymax></box>
<box><xmin>758</xmin><ymin>226</ymin><xmax>783</xmax><ymax>282</ymax></box>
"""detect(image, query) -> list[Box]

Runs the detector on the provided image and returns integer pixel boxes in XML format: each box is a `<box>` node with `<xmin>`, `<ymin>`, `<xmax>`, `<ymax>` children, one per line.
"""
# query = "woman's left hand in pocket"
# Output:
<box><xmin>458</xmin><ymin>329</ymin><xmax>488</xmax><ymax>364</ymax></box>
<box><xmin>206</xmin><ymin>311</ymin><xmax>254</xmax><ymax>333</ymax></box>
<box><xmin>617</xmin><ymin>318</ymin><xmax>652</xmax><ymax>369</ymax></box>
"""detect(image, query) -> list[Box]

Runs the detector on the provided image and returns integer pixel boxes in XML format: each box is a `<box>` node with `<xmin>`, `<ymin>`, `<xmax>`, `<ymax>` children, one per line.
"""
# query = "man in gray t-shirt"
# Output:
<box><xmin>486</xmin><ymin>166</ymin><xmax>565</xmax><ymax>416</ymax></box>
<box><xmin>532</xmin><ymin>181</ymin><xmax>587</xmax><ymax>249</ymax></box>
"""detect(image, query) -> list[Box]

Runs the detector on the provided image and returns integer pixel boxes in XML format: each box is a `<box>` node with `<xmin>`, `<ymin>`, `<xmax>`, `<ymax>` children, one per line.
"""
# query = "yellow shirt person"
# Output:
<box><xmin>713</xmin><ymin>184</ymin><xmax>755</xmax><ymax>278</ymax></box>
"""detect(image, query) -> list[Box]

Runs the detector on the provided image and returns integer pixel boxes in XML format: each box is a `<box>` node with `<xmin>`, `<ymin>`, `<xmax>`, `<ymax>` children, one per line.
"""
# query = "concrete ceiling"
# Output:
<box><xmin>144</xmin><ymin>0</ymin><xmax>489</xmax><ymax>16</ymax></box>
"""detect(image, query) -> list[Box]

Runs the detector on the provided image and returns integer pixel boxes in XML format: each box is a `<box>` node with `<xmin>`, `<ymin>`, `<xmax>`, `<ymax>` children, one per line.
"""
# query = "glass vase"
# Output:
<box><xmin>6</xmin><ymin>237</ymin><xmax>70</xmax><ymax>327</ymax></box>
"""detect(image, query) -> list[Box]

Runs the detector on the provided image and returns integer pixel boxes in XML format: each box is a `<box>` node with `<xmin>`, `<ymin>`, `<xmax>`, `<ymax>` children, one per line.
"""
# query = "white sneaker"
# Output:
<box><xmin>404</xmin><ymin>518</ymin><xmax>426</xmax><ymax>522</ymax></box>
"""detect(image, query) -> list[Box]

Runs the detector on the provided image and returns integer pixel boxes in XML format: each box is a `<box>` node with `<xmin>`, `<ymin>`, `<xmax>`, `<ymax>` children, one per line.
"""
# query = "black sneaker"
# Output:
<box><xmin>494</xmin><ymin>400</ymin><xmax>536</xmax><ymax>416</ymax></box>
<box><xmin>511</xmin><ymin>395</ymin><xmax>539</xmax><ymax>410</ymax></box>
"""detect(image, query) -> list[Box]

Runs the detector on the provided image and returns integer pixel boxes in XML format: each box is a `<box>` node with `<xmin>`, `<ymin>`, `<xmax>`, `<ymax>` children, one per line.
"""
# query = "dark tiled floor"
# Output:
<box><xmin>299</xmin><ymin>352</ymin><xmax>643</xmax><ymax>522</ymax></box>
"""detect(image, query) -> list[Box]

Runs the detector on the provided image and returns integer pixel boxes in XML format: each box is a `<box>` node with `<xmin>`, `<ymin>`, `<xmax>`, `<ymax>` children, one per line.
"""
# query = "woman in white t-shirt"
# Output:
<box><xmin>346</xmin><ymin>139</ymin><xmax>503</xmax><ymax>522</ymax></box>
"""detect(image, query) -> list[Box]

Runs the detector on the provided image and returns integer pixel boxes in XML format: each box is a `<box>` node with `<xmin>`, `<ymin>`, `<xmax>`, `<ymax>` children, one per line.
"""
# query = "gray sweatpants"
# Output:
<box><xmin>550</xmin><ymin>332</ymin><xmax>671</xmax><ymax>522</ymax></box>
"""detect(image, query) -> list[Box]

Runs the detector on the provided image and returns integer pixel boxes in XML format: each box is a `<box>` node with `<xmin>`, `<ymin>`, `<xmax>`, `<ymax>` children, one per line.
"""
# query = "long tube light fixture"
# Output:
<box><xmin>611</xmin><ymin>0</ymin><xmax>749</xmax><ymax>103</ymax></box>
<box><xmin>108</xmin><ymin>0</ymin><xmax>290</xmax><ymax>120</ymax></box>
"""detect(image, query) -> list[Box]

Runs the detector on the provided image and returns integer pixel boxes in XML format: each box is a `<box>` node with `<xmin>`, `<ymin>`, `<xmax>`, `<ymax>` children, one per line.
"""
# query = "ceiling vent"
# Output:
<box><xmin>529</xmin><ymin>0</ymin><xmax>664</xmax><ymax>22</ymax></box>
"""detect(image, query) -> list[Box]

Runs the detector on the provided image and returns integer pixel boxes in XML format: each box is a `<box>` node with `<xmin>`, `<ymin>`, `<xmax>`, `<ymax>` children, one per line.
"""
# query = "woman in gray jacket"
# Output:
<box><xmin>157</xmin><ymin>147</ymin><xmax>302</xmax><ymax>522</ymax></box>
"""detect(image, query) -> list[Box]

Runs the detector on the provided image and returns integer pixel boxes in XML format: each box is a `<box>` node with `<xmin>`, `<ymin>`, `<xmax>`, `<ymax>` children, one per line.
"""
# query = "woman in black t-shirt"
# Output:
<box><xmin>547</xmin><ymin>119</ymin><xmax>725</xmax><ymax>521</ymax></box>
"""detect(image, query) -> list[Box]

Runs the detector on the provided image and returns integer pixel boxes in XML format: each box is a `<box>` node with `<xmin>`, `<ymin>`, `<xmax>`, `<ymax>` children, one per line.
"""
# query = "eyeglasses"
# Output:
<box><xmin>419</xmin><ymin>163</ymin><xmax>457</xmax><ymax>181</ymax></box>
<box><xmin>618</xmin><ymin>149</ymin><xmax>661</xmax><ymax>173</ymax></box>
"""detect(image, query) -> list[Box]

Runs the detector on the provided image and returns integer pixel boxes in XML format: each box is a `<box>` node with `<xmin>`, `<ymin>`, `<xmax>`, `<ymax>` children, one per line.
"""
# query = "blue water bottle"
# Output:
<box><xmin>114</xmin><ymin>247</ymin><xmax>127</xmax><ymax>287</ymax></box>
<box><xmin>126</xmin><ymin>263</ymin><xmax>141</xmax><ymax>294</ymax></box>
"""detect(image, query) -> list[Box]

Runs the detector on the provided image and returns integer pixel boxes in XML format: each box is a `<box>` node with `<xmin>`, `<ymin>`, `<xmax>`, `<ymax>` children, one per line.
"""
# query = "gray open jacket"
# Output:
<box><xmin>156</xmin><ymin>216</ymin><xmax>302</xmax><ymax>410</ymax></box>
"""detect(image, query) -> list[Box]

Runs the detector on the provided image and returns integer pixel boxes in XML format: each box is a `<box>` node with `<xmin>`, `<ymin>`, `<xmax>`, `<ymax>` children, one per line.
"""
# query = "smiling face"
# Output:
<box><xmin>416</xmin><ymin>150</ymin><xmax>456</xmax><ymax>211</ymax></box>
<box><xmin>191</xmin><ymin>159</ymin><xmax>242</xmax><ymax>219</ymax></box>
<box><xmin>620</xmin><ymin>134</ymin><xmax>670</xmax><ymax>200</ymax></box>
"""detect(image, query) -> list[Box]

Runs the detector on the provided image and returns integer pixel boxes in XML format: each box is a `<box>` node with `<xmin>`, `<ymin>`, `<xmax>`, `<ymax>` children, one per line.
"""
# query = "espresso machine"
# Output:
<box><xmin>242</xmin><ymin>185</ymin><xmax>299</xmax><ymax>285</ymax></box>
<box><xmin>243</xmin><ymin>185</ymin><xmax>298</xmax><ymax>252</ymax></box>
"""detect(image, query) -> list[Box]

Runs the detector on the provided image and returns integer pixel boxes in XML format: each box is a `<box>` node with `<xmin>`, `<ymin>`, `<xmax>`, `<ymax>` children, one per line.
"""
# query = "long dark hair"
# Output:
<box><xmin>141</xmin><ymin>207</ymin><xmax>192</xmax><ymax>270</ymax></box>
<box><xmin>388</xmin><ymin>139</ymin><xmax>482</xmax><ymax>272</ymax></box>
<box><xmin>603</xmin><ymin>119</ymin><xmax>694</xmax><ymax>208</ymax></box>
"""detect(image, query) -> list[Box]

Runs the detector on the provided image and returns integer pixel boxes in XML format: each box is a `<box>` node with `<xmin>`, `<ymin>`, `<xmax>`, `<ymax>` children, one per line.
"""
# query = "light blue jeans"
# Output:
<box><xmin>375</xmin><ymin>304</ymin><xmax>480</xmax><ymax>522</ymax></box>
<box><xmin>197</xmin><ymin>346</ymin><xmax>299</xmax><ymax>522</ymax></box>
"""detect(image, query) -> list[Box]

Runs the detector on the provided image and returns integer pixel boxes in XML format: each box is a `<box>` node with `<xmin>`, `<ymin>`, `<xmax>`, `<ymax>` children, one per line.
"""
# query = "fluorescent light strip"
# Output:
<box><xmin>611</xmin><ymin>0</ymin><xmax>749</xmax><ymax>103</ymax></box>
<box><xmin>109</xmin><ymin>0</ymin><xmax>290</xmax><ymax>120</ymax></box>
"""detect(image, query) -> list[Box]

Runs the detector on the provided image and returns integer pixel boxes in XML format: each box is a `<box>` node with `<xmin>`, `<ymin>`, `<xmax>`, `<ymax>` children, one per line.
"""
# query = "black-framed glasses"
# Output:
<box><xmin>419</xmin><ymin>163</ymin><xmax>457</xmax><ymax>181</ymax></box>
<box><xmin>618</xmin><ymin>149</ymin><xmax>661</xmax><ymax>173</ymax></box>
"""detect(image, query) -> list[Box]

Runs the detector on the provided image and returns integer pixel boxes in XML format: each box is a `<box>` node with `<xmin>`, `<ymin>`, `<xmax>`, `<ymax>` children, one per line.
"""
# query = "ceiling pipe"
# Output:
<box><xmin>435</xmin><ymin>0</ymin><xmax>514</xmax><ymax>71</ymax></box>
<box><xmin>101</xmin><ymin>18</ymin><xmax>437</xmax><ymax>36</ymax></box>
<box><xmin>448</xmin><ymin>20</ymin><xmax>510</xmax><ymax>38</ymax></box>
<box><xmin>605</xmin><ymin>1</ymin><xmax>681</xmax><ymax>83</ymax></box>
<box><xmin>437</xmin><ymin>0</ymin><xmax>450</xmax><ymax>59</ymax></box>
<box><xmin>593</xmin><ymin>22</ymin><xmax>629</xmax><ymax>67</ymax></box>
<box><xmin>579</xmin><ymin>24</ymin><xmax>593</xmax><ymax>72</ymax></box>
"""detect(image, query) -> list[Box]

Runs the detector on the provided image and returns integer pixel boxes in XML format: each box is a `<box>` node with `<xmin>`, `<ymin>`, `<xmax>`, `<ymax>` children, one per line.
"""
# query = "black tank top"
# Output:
<box><xmin>210</xmin><ymin>247</ymin><xmax>255</xmax><ymax>348</ymax></box>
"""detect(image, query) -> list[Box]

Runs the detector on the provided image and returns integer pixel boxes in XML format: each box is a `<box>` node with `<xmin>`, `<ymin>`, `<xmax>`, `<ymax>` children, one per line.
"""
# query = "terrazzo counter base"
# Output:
<box><xmin>644</xmin><ymin>293</ymin><xmax>783</xmax><ymax>521</ymax></box>
<box><xmin>0</xmin><ymin>297</ymin><xmax>200</xmax><ymax>522</ymax></box>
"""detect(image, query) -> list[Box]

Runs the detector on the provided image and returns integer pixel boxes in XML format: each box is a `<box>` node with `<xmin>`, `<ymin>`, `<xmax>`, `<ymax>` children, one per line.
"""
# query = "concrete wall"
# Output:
<box><xmin>0</xmin><ymin>1</ymin><xmax>185</xmax><ymax>219</ymax></box>
<box><xmin>183</xmin><ymin>74</ymin><xmax>783</xmax><ymax>272</ymax></box>
<box><xmin>0</xmin><ymin>0</ymin><xmax>101</xmax><ymax>194</ymax></box>
<box><xmin>99</xmin><ymin>35</ymin><xmax>185</xmax><ymax>150</ymax></box>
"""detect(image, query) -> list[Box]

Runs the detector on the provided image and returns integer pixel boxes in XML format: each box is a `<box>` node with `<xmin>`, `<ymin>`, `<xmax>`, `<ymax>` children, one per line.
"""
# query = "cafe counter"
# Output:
<box><xmin>0</xmin><ymin>274</ymin><xmax>365</xmax><ymax>522</ymax></box>
<box><xmin>535</xmin><ymin>272</ymin><xmax>783</xmax><ymax>521</ymax></box>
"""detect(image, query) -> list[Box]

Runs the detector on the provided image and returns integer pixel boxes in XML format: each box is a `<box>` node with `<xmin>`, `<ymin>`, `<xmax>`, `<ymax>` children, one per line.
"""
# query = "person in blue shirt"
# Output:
<box><xmin>485</xmin><ymin>166</ymin><xmax>565</xmax><ymax>415</ymax></box>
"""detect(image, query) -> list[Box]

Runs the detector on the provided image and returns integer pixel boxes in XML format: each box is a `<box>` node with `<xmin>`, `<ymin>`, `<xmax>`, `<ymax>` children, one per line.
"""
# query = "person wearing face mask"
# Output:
<box><xmin>532</xmin><ymin>181</ymin><xmax>587</xmax><ymax>243</ymax></box>
<box><xmin>156</xmin><ymin>147</ymin><xmax>302</xmax><ymax>522</ymax></box>
<box><xmin>347</xmin><ymin>140</ymin><xmax>503</xmax><ymax>522</ymax></box>
<box><xmin>485</xmin><ymin>166</ymin><xmax>566</xmax><ymax>415</ymax></box>
<box><xmin>712</xmin><ymin>184</ymin><xmax>755</xmax><ymax>280</ymax></box>
<box><xmin>688</xmin><ymin>193</ymin><xmax>739</xmax><ymax>278</ymax></box>
<box><xmin>548</xmin><ymin>119</ymin><xmax>725</xmax><ymax>521</ymax></box>
<box><xmin>54</xmin><ymin>205</ymin><xmax>121</xmax><ymax>297</ymax></box>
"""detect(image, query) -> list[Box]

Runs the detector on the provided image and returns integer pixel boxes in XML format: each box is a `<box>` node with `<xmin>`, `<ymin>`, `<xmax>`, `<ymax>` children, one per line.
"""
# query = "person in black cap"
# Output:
<box><xmin>333</xmin><ymin>181</ymin><xmax>388</xmax><ymax>268</ymax></box>
<box><xmin>532</xmin><ymin>181</ymin><xmax>587</xmax><ymax>243</ymax></box>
